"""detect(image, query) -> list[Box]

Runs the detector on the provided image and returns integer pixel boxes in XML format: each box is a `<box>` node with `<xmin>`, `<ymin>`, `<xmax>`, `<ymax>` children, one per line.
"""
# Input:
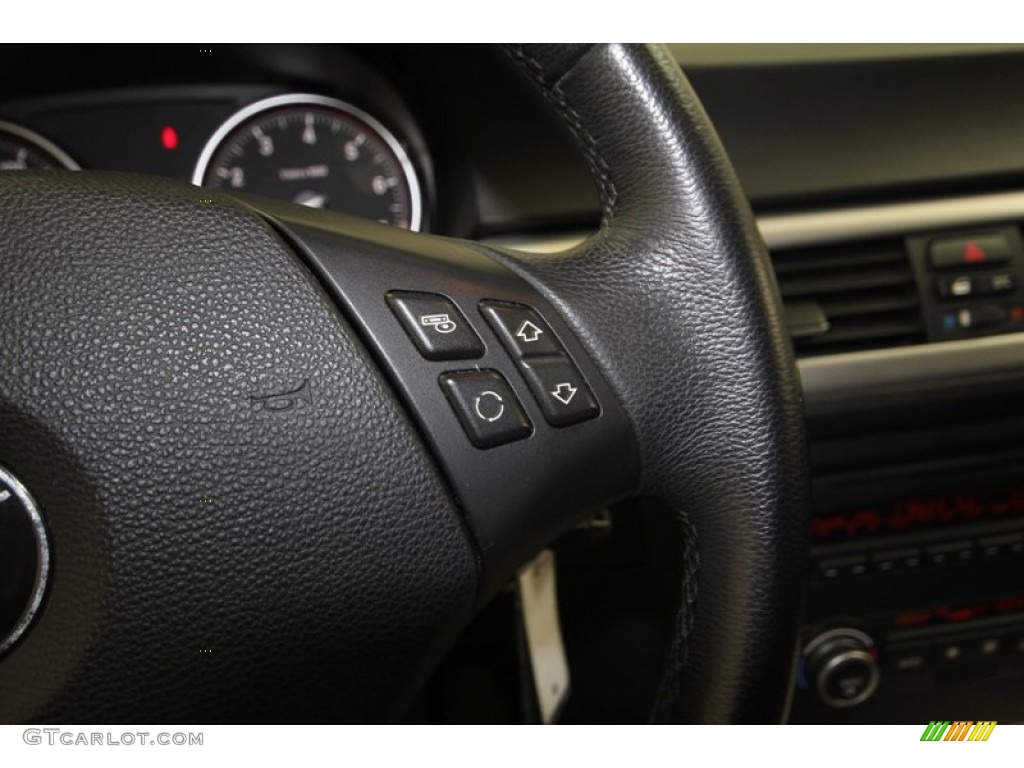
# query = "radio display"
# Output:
<box><xmin>812</xmin><ymin>485</ymin><xmax>1024</xmax><ymax>543</ymax></box>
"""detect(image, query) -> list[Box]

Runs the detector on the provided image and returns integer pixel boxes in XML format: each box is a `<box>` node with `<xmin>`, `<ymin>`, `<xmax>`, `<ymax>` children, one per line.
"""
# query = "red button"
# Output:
<box><xmin>929</xmin><ymin>234</ymin><xmax>1013</xmax><ymax>269</ymax></box>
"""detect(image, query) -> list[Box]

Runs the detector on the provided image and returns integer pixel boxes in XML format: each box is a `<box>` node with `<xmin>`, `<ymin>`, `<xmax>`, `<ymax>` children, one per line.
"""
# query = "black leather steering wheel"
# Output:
<box><xmin>0</xmin><ymin>44</ymin><xmax>808</xmax><ymax>723</ymax></box>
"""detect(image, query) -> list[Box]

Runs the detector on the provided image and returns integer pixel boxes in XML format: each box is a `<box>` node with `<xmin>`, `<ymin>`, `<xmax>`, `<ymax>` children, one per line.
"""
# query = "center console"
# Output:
<box><xmin>769</xmin><ymin>196</ymin><xmax>1024</xmax><ymax>723</ymax></box>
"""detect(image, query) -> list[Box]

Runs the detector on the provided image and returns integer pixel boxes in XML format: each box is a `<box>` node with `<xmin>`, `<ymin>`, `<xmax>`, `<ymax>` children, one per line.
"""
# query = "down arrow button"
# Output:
<box><xmin>519</xmin><ymin>356</ymin><xmax>599</xmax><ymax>427</ymax></box>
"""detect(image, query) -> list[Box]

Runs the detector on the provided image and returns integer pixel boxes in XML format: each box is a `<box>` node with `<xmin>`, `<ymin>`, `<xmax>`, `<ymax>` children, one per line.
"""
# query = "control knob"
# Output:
<box><xmin>802</xmin><ymin>628</ymin><xmax>880</xmax><ymax>708</ymax></box>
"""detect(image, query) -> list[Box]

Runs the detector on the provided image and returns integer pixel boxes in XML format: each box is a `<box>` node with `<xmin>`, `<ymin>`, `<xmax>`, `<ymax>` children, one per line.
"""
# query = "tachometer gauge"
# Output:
<box><xmin>193</xmin><ymin>94</ymin><xmax>423</xmax><ymax>231</ymax></box>
<box><xmin>0</xmin><ymin>120</ymin><xmax>79</xmax><ymax>170</ymax></box>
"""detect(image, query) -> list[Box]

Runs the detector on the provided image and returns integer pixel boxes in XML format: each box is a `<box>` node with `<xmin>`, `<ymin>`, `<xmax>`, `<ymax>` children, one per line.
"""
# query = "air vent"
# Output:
<box><xmin>770</xmin><ymin>238</ymin><xmax>926</xmax><ymax>357</ymax></box>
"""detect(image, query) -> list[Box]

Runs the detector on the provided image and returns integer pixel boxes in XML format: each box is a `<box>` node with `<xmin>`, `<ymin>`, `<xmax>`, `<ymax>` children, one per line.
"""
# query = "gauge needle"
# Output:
<box><xmin>294</xmin><ymin>190</ymin><xmax>328</xmax><ymax>209</ymax></box>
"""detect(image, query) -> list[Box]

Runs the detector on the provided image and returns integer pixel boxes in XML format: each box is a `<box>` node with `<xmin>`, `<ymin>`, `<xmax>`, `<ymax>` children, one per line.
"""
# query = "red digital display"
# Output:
<box><xmin>812</xmin><ymin>485</ymin><xmax>1024</xmax><ymax>542</ymax></box>
<box><xmin>893</xmin><ymin>596</ymin><xmax>1024</xmax><ymax>629</ymax></box>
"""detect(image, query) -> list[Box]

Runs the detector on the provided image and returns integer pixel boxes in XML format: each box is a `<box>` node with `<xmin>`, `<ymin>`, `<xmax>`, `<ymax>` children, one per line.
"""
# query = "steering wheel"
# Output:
<box><xmin>0</xmin><ymin>44</ymin><xmax>808</xmax><ymax>723</ymax></box>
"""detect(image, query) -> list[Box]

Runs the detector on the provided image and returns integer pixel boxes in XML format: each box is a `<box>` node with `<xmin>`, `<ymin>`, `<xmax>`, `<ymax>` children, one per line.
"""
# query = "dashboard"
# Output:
<box><xmin>0</xmin><ymin>45</ymin><xmax>600</xmax><ymax>240</ymax></box>
<box><xmin>4</xmin><ymin>43</ymin><xmax>1024</xmax><ymax>724</ymax></box>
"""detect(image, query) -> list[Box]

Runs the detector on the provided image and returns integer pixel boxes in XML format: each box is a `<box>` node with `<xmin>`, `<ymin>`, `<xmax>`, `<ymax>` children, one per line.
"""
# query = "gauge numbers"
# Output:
<box><xmin>193</xmin><ymin>94</ymin><xmax>422</xmax><ymax>231</ymax></box>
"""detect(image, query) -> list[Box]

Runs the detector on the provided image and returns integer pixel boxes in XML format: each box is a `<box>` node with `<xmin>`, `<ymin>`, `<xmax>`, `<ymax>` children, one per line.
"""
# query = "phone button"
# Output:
<box><xmin>387</xmin><ymin>291</ymin><xmax>484</xmax><ymax>360</ymax></box>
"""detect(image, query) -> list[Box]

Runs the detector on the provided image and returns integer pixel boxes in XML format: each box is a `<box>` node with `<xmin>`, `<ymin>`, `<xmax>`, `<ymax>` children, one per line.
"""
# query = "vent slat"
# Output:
<box><xmin>821</xmin><ymin>291</ymin><xmax>920</xmax><ymax>319</ymax></box>
<box><xmin>807</xmin><ymin>317</ymin><xmax>925</xmax><ymax>345</ymax></box>
<box><xmin>779</xmin><ymin>268</ymin><xmax>912</xmax><ymax>299</ymax></box>
<box><xmin>771</xmin><ymin>238</ymin><xmax>925</xmax><ymax>357</ymax></box>
<box><xmin>771</xmin><ymin>249</ymin><xmax>905</xmax><ymax>275</ymax></box>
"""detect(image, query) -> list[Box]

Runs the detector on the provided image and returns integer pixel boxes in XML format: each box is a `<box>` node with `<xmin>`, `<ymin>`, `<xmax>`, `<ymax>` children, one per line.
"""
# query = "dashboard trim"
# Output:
<box><xmin>758</xmin><ymin>190</ymin><xmax>1024</xmax><ymax>249</ymax></box>
<box><xmin>798</xmin><ymin>332</ymin><xmax>1024</xmax><ymax>401</ymax></box>
<box><xmin>485</xmin><ymin>189</ymin><xmax>1024</xmax><ymax>254</ymax></box>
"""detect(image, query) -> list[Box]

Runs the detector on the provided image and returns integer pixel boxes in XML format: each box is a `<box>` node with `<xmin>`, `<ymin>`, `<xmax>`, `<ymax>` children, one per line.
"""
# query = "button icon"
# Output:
<box><xmin>473</xmin><ymin>391</ymin><xmax>505</xmax><ymax>422</ymax></box>
<box><xmin>516</xmin><ymin>320</ymin><xmax>544</xmax><ymax>343</ymax></box>
<box><xmin>964</xmin><ymin>240</ymin><xmax>987</xmax><ymax>263</ymax></box>
<box><xmin>895</xmin><ymin>655</ymin><xmax>924</xmax><ymax>671</ymax></box>
<box><xmin>420</xmin><ymin>313</ymin><xmax>457</xmax><ymax>334</ymax></box>
<box><xmin>950</xmin><ymin>276</ymin><xmax>973</xmax><ymax>296</ymax></box>
<box><xmin>439</xmin><ymin>370</ymin><xmax>531</xmax><ymax>448</ymax></box>
<box><xmin>388</xmin><ymin>292</ymin><xmax>483</xmax><ymax>360</ymax></box>
<box><xmin>990</xmin><ymin>273</ymin><xmax>1015</xmax><ymax>293</ymax></box>
<box><xmin>550</xmin><ymin>383</ymin><xmax>578</xmax><ymax>405</ymax></box>
<box><xmin>837</xmin><ymin>676</ymin><xmax>866</xmax><ymax>699</ymax></box>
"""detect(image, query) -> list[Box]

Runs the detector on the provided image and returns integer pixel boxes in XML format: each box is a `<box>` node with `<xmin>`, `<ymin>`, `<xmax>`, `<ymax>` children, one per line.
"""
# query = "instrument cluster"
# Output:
<box><xmin>0</xmin><ymin>85</ymin><xmax>429</xmax><ymax>231</ymax></box>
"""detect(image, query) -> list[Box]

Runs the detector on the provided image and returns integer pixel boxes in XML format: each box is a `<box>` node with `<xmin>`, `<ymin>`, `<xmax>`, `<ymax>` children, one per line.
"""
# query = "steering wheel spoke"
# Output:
<box><xmin>256</xmin><ymin>202</ymin><xmax>641</xmax><ymax>596</ymax></box>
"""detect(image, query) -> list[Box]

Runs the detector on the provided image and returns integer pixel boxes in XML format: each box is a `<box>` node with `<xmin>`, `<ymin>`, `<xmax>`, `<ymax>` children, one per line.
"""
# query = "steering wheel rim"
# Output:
<box><xmin>494</xmin><ymin>44</ymin><xmax>810</xmax><ymax>722</ymax></box>
<box><xmin>0</xmin><ymin>43</ymin><xmax>808</xmax><ymax>723</ymax></box>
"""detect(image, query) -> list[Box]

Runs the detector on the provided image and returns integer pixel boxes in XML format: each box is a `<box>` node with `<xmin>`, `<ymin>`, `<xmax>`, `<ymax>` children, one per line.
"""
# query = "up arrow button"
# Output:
<box><xmin>479</xmin><ymin>300</ymin><xmax>599</xmax><ymax>427</ymax></box>
<box><xmin>480</xmin><ymin>301</ymin><xmax>561</xmax><ymax>357</ymax></box>
<box><xmin>516</xmin><ymin>320</ymin><xmax>544</xmax><ymax>344</ymax></box>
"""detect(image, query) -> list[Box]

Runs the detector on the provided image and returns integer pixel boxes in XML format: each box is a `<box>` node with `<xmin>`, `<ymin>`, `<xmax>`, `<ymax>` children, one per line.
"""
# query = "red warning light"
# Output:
<box><xmin>161</xmin><ymin>126</ymin><xmax>179</xmax><ymax>151</ymax></box>
<box><xmin>964</xmin><ymin>240</ymin><xmax>987</xmax><ymax>263</ymax></box>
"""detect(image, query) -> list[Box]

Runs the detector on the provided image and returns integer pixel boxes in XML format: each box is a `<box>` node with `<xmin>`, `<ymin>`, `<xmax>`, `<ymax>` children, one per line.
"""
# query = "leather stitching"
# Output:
<box><xmin>652</xmin><ymin>512</ymin><xmax>700</xmax><ymax>722</ymax></box>
<box><xmin>503</xmin><ymin>44</ymin><xmax>619</xmax><ymax>225</ymax></box>
<box><xmin>496</xmin><ymin>42</ymin><xmax>804</xmax><ymax>723</ymax></box>
<box><xmin>504</xmin><ymin>43</ymin><xmax>704</xmax><ymax>722</ymax></box>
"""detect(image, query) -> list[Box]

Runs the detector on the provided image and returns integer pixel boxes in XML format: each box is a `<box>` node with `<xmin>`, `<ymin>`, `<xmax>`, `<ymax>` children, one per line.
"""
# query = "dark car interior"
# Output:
<box><xmin>2</xmin><ymin>43</ymin><xmax>1024</xmax><ymax>724</ymax></box>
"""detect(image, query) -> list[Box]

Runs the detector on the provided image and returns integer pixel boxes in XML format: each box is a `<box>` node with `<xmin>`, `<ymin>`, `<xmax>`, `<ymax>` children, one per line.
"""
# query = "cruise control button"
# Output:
<box><xmin>929</xmin><ymin>234</ymin><xmax>1013</xmax><ymax>269</ymax></box>
<box><xmin>387</xmin><ymin>291</ymin><xmax>484</xmax><ymax>360</ymax></box>
<box><xmin>480</xmin><ymin>300</ymin><xmax>562</xmax><ymax>357</ymax></box>
<box><xmin>439</xmin><ymin>370</ymin><xmax>531</xmax><ymax>449</ymax></box>
<box><xmin>518</xmin><ymin>356</ymin><xmax>599</xmax><ymax>427</ymax></box>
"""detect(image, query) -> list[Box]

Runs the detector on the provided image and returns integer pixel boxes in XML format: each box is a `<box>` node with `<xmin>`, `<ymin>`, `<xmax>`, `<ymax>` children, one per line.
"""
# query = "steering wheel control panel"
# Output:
<box><xmin>910</xmin><ymin>226</ymin><xmax>1024</xmax><ymax>341</ymax></box>
<box><xmin>479</xmin><ymin>301</ymin><xmax>600</xmax><ymax>428</ymax></box>
<box><xmin>387</xmin><ymin>292</ymin><xmax>602</xmax><ymax>448</ymax></box>
<box><xmin>262</xmin><ymin>208</ymin><xmax>640</xmax><ymax>596</ymax></box>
